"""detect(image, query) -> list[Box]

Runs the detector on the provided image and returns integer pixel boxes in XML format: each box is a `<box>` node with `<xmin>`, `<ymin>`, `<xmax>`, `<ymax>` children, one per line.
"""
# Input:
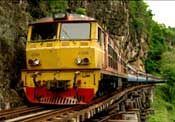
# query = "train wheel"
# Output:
<box><xmin>112</xmin><ymin>81</ymin><xmax>118</xmax><ymax>90</ymax></box>
<box><xmin>96</xmin><ymin>80</ymin><xmax>105</xmax><ymax>97</ymax></box>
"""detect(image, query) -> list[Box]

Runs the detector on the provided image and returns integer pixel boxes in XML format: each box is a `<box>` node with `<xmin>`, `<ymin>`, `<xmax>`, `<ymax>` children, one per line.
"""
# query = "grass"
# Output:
<box><xmin>148</xmin><ymin>85</ymin><xmax>175</xmax><ymax>122</ymax></box>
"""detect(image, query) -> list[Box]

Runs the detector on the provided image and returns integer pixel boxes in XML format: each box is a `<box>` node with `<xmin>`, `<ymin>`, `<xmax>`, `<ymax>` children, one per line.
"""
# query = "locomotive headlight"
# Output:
<box><xmin>28</xmin><ymin>59</ymin><xmax>40</xmax><ymax>66</ymax></box>
<box><xmin>75</xmin><ymin>57</ymin><xmax>82</xmax><ymax>65</ymax></box>
<box><xmin>53</xmin><ymin>13</ymin><xmax>67</xmax><ymax>19</ymax></box>
<box><xmin>75</xmin><ymin>57</ymin><xmax>90</xmax><ymax>65</ymax></box>
<box><xmin>33</xmin><ymin>59</ymin><xmax>40</xmax><ymax>65</ymax></box>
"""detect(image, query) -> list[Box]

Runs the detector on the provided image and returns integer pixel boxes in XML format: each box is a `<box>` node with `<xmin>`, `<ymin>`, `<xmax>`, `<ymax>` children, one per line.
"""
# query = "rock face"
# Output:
<box><xmin>0</xmin><ymin>0</ymin><xmax>30</xmax><ymax>109</ymax></box>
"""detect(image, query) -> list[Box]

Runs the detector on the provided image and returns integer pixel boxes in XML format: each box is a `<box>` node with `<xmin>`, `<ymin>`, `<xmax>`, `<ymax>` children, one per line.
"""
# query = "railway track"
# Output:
<box><xmin>0</xmin><ymin>105</ymin><xmax>74</xmax><ymax>122</ymax></box>
<box><xmin>47</xmin><ymin>84</ymin><xmax>153</xmax><ymax>122</ymax></box>
<box><xmin>0</xmin><ymin>84</ymin><xmax>154</xmax><ymax>122</ymax></box>
<box><xmin>0</xmin><ymin>105</ymin><xmax>48</xmax><ymax>121</ymax></box>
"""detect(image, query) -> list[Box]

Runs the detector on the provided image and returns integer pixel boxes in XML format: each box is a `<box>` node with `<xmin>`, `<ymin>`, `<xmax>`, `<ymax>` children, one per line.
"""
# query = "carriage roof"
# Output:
<box><xmin>30</xmin><ymin>13</ymin><xmax>97</xmax><ymax>25</ymax></box>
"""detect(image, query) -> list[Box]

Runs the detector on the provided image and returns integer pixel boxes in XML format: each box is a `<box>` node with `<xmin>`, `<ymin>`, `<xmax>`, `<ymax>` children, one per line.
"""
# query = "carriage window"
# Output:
<box><xmin>60</xmin><ymin>23</ymin><xmax>90</xmax><ymax>40</ymax></box>
<box><xmin>31</xmin><ymin>23</ymin><xmax>58</xmax><ymax>41</ymax></box>
<box><xmin>98</xmin><ymin>28</ymin><xmax>104</xmax><ymax>46</ymax></box>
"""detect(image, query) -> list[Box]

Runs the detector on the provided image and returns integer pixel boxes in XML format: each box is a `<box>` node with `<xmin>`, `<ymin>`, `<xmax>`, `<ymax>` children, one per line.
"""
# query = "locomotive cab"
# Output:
<box><xmin>26</xmin><ymin>14</ymin><xmax>105</xmax><ymax>70</ymax></box>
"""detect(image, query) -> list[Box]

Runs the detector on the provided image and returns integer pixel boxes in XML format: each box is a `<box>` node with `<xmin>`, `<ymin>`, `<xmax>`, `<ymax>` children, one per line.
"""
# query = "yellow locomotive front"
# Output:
<box><xmin>21</xmin><ymin>14</ymin><xmax>105</xmax><ymax>104</ymax></box>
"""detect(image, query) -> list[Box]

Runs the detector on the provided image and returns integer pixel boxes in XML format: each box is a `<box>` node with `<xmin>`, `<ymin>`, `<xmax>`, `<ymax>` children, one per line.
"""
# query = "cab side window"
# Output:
<box><xmin>98</xmin><ymin>27</ymin><xmax>104</xmax><ymax>46</ymax></box>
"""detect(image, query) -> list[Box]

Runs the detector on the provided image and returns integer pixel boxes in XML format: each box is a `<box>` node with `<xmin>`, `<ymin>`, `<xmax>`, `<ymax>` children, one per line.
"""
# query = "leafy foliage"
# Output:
<box><xmin>48</xmin><ymin>0</ymin><xmax>68</xmax><ymax>13</ymax></box>
<box><xmin>145</xmin><ymin>10</ymin><xmax>175</xmax><ymax>122</ymax></box>
<box><xmin>145</xmin><ymin>22</ymin><xmax>168</xmax><ymax>73</ymax></box>
<box><xmin>129</xmin><ymin>1</ymin><xmax>175</xmax><ymax>121</ymax></box>
<box><xmin>75</xmin><ymin>7</ymin><xmax>86</xmax><ymax>15</ymax></box>
<box><xmin>128</xmin><ymin>0</ymin><xmax>153</xmax><ymax>62</ymax></box>
<box><xmin>129</xmin><ymin>0</ymin><xmax>152</xmax><ymax>36</ymax></box>
<box><xmin>27</xmin><ymin>0</ymin><xmax>48</xmax><ymax>18</ymax></box>
<box><xmin>160</xmin><ymin>50</ymin><xmax>175</xmax><ymax>83</ymax></box>
<box><xmin>149</xmin><ymin>86</ymin><xmax>175</xmax><ymax>122</ymax></box>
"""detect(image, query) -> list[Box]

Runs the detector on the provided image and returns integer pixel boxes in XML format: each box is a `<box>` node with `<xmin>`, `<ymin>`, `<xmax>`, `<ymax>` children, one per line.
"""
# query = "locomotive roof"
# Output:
<box><xmin>31</xmin><ymin>13</ymin><xmax>97</xmax><ymax>25</ymax></box>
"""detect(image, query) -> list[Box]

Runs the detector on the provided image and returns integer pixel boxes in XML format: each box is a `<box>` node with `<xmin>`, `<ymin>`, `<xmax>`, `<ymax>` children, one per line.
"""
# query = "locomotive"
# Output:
<box><xmin>21</xmin><ymin>13</ymin><xmax>164</xmax><ymax>105</ymax></box>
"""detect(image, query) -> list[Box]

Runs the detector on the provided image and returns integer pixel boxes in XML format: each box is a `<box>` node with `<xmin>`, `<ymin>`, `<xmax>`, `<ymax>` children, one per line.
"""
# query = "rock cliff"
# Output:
<box><xmin>0</xmin><ymin>0</ymin><xmax>30</xmax><ymax>109</ymax></box>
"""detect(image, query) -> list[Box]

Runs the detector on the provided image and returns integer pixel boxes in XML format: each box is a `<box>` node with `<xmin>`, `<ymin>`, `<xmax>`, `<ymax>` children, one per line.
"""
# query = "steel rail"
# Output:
<box><xmin>0</xmin><ymin>84</ymin><xmax>153</xmax><ymax>122</ymax></box>
<box><xmin>56</xmin><ymin>84</ymin><xmax>153</xmax><ymax>122</ymax></box>
<box><xmin>17</xmin><ymin>106</ymin><xmax>83</xmax><ymax>122</ymax></box>
<box><xmin>0</xmin><ymin>106</ymin><xmax>27</xmax><ymax>116</ymax></box>
<box><xmin>0</xmin><ymin>106</ymin><xmax>45</xmax><ymax>120</ymax></box>
<box><xmin>17</xmin><ymin>84</ymin><xmax>153</xmax><ymax>122</ymax></box>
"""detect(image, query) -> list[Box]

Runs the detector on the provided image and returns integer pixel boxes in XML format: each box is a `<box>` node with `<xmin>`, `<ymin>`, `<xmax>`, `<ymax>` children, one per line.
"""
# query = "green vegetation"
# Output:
<box><xmin>148</xmin><ymin>86</ymin><xmax>175</xmax><ymax>122</ymax></box>
<box><xmin>146</xmin><ymin>20</ymin><xmax>175</xmax><ymax>122</ymax></box>
<box><xmin>145</xmin><ymin>23</ymin><xmax>168</xmax><ymax>73</ymax></box>
<box><xmin>48</xmin><ymin>0</ymin><xmax>68</xmax><ymax>13</ymax></box>
<box><xmin>27</xmin><ymin>0</ymin><xmax>86</xmax><ymax>18</ymax></box>
<box><xmin>137</xmin><ymin>2</ymin><xmax>175</xmax><ymax>122</ymax></box>
<box><xmin>128</xmin><ymin>0</ymin><xmax>153</xmax><ymax>62</ymax></box>
<box><xmin>129</xmin><ymin>1</ymin><xmax>153</xmax><ymax>41</ymax></box>
<box><xmin>75</xmin><ymin>7</ymin><xmax>86</xmax><ymax>15</ymax></box>
<box><xmin>129</xmin><ymin>0</ymin><xmax>175</xmax><ymax>121</ymax></box>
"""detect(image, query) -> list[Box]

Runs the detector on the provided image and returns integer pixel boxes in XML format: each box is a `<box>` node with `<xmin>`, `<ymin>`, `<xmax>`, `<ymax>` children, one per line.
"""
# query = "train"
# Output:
<box><xmin>21</xmin><ymin>13</ymin><xmax>164</xmax><ymax>105</ymax></box>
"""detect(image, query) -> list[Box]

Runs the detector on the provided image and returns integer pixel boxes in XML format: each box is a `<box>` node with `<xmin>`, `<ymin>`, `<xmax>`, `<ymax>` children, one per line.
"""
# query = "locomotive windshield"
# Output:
<box><xmin>60</xmin><ymin>23</ymin><xmax>90</xmax><ymax>40</ymax></box>
<box><xmin>31</xmin><ymin>23</ymin><xmax>58</xmax><ymax>41</ymax></box>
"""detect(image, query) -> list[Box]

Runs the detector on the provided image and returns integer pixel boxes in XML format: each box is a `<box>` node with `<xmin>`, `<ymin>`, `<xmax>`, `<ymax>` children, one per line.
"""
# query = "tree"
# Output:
<box><xmin>145</xmin><ymin>22</ymin><xmax>168</xmax><ymax>73</ymax></box>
